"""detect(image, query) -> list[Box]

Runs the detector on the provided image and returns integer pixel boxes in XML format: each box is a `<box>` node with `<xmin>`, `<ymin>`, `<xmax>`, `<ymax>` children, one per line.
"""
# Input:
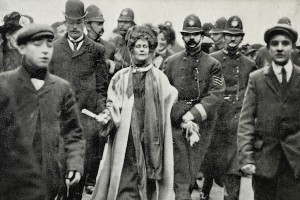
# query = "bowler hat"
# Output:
<box><xmin>180</xmin><ymin>14</ymin><xmax>203</xmax><ymax>34</ymax></box>
<box><xmin>223</xmin><ymin>16</ymin><xmax>244</xmax><ymax>36</ymax></box>
<box><xmin>17</xmin><ymin>23</ymin><xmax>54</xmax><ymax>46</ymax></box>
<box><xmin>264</xmin><ymin>24</ymin><xmax>298</xmax><ymax>44</ymax></box>
<box><xmin>63</xmin><ymin>0</ymin><xmax>87</xmax><ymax>20</ymax></box>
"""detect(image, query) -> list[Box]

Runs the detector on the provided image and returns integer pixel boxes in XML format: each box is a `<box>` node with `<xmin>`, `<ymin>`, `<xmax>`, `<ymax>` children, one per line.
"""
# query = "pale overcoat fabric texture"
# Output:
<box><xmin>91</xmin><ymin>65</ymin><xmax>178</xmax><ymax>200</ymax></box>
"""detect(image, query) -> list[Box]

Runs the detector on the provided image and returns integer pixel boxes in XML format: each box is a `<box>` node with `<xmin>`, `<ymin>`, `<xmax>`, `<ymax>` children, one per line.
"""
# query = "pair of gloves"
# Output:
<box><xmin>171</xmin><ymin>101</ymin><xmax>201</xmax><ymax>147</ymax></box>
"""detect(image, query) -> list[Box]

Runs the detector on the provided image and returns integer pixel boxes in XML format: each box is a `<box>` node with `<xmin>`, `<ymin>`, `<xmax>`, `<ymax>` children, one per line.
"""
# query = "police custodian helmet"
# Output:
<box><xmin>223</xmin><ymin>15</ymin><xmax>244</xmax><ymax>36</ymax></box>
<box><xmin>180</xmin><ymin>14</ymin><xmax>204</xmax><ymax>34</ymax></box>
<box><xmin>85</xmin><ymin>5</ymin><xmax>105</xmax><ymax>22</ymax></box>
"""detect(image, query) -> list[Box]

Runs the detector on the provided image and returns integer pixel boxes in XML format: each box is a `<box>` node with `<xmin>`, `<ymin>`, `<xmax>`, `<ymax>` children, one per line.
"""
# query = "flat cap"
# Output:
<box><xmin>264</xmin><ymin>24</ymin><xmax>298</xmax><ymax>44</ymax></box>
<box><xmin>17</xmin><ymin>23</ymin><xmax>54</xmax><ymax>46</ymax></box>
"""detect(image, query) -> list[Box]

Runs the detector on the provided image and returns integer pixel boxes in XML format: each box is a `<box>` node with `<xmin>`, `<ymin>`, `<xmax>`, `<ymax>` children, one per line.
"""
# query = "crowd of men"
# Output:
<box><xmin>0</xmin><ymin>0</ymin><xmax>300</xmax><ymax>200</ymax></box>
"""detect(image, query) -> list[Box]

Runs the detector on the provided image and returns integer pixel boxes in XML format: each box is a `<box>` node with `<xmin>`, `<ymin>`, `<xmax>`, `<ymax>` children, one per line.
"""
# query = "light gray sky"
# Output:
<box><xmin>1</xmin><ymin>0</ymin><xmax>300</xmax><ymax>45</ymax></box>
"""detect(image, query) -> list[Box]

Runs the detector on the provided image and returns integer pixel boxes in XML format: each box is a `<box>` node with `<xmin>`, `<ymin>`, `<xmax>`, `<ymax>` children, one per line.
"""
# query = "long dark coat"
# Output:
<box><xmin>238</xmin><ymin>64</ymin><xmax>300</xmax><ymax>179</ymax></box>
<box><xmin>49</xmin><ymin>34</ymin><xmax>108</xmax><ymax>113</ymax></box>
<box><xmin>164</xmin><ymin>50</ymin><xmax>225</xmax><ymax>198</ymax></box>
<box><xmin>0</xmin><ymin>67</ymin><xmax>85</xmax><ymax>198</ymax></box>
<box><xmin>202</xmin><ymin>50</ymin><xmax>256</xmax><ymax>176</ymax></box>
<box><xmin>0</xmin><ymin>78</ymin><xmax>45</xmax><ymax>200</ymax></box>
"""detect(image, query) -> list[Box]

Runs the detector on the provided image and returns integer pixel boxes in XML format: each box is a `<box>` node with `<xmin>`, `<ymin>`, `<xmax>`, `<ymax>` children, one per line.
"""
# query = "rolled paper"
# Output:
<box><xmin>81</xmin><ymin>109</ymin><xmax>97</xmax><ymax>119</ymax></box>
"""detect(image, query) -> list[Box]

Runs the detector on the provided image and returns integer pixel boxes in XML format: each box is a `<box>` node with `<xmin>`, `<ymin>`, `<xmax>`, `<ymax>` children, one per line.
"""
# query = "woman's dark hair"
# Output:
<box><xmin>126</xmin><ymin>25</ymin><xmax>158</xmax><ymax>52</ymax></box>
<box><xmin>158</xmin><ymin>24</ymin><xmax>176</xmax><ymax>45</ymax></box>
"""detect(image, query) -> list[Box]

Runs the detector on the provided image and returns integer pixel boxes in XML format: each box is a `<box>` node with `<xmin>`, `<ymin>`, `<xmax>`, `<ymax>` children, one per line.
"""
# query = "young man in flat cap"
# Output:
<box><xmin>255</xmin><ymin>17</ymin><xmax>300</xmax><ymax>69</ymax></box>
<box><xmin>164</xmin><ymin>14</ymin><xmax>225</xmax><ymax>200</ymax></box>
<box><xmin>205</xmin><ymin>15</ymin><xmax>257</xmax><ymax>200</ymax></box>
<box><xmin>49</xmin><ymin>0</ymin><xmax>108</xmax><ymax>197</ymax></box>
<box><xmin>238</xmin><ymin>24</ymin><xmax>300</xmax><ymax>200</ymax></box>
<box><xmin>0</xmin><ymin>23</ymin><xmax>85</xmax><ymax>200</ymax></box>
<box><xmin>109</xmin><ymin>8</ymin><xmax>136</xmax><ymax>69</ymax></box>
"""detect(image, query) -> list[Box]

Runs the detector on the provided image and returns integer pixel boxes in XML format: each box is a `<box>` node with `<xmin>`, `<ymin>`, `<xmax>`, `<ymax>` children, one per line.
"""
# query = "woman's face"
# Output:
<box><xmin>132</xmin><ymin>39</ymin><xmax>150</xmax><ymax>62</ymax></box>
<box><xmin>156</xmin><ymin>32</ymin><xmax>168</xmax><ymax>52</ymax></box>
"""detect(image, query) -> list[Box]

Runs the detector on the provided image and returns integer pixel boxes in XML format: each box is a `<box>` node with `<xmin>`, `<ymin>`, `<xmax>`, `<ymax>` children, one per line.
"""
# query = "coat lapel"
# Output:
<box><xmin>17</xmin><ymin>67</ymin><xmax>36</xmax><ymax>93</ymax></box>
<box><xmin>72</xmin><ymin>36</ymin><xmax>89</xmax><ymax>58</ymax></box>
<box><xmin>264</xmin><ymin>65</ymin><xmax>281</xmax><ymax>97</ymax></box>
<box><xmin>289</xmin><ymin>64</ymin><xmax>300</xmax><ymax>90</ymax></box>
<box><xmin>38</xmin><ymin>73</ymin><xmax>55</xmax><ymax>95</ymax></box>
<box><xmin>60</xmin><ymin>36</ymin><xmax>73</xmax><ymax>55</ymax></box>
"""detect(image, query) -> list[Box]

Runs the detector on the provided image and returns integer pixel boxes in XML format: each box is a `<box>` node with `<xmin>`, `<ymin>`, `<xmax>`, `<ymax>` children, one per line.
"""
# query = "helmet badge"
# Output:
<box><xmin>231</xmin><ymin>18</ymin><xmax>239</xmax><ymax>28</ymax></box>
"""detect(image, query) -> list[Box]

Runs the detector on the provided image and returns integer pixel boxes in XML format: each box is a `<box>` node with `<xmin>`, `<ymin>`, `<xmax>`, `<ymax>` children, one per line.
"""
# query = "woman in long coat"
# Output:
<box><xmin>91</xmin><ymin>25</ymin><xmax>178</xmax><ymax>200</ymax></box>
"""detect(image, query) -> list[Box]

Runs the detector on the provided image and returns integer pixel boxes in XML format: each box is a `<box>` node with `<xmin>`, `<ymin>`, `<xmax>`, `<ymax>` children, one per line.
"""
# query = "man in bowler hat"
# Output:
<box><xmin>49</xmin><ymin>0</ymin><xmax>108</xmax><ymax>198</ymax></box>
<box><xmin>164</xmin><ymin>14</ymin><xmax>224</xmax><ymax>200</ymax></box>
<box><xmin>0</xmin><ymin>23</ymin><xmax>85</xmax><ymax>200</ymax></box>
<box><xmin>238</xmin><ymin>24</ymin><xmax>300</xmax><ymax>200</ymax></box>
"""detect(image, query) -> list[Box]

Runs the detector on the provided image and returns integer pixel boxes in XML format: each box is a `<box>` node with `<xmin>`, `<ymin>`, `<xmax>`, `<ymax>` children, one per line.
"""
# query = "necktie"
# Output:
<box><xmin>72</xmin><ymin>41</ymin><xmax>78</xmax><ymax>51</ymax></box>
<box><xmin>281</xmin><ymin>67</ymin><xmax>287</xmax><ymax>86</ymax></box>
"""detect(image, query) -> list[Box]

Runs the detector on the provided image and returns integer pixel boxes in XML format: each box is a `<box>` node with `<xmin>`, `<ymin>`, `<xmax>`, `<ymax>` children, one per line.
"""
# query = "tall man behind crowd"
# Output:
<box><xmin>0</xmin><ymin>23</ymin><xmax>85</xmax><ymax>200</ymax></box>
<box><xmin>205</xmin><ymin>16</ymin><xmax>256</xmax><ymax>200</ymax></box>
<box><xmin>238</xmin><ymin>24</ymin><xmax>300</xmax><ymax>200</ymax></box>
<box><xmin>49</xmin><ymin>0</ymin><xmax>108</xmax><ymax>198</ymax></box>
<box><xmin>164</xmin><ymin>14</ymin><xmax>225</xmax><ymax>200</ymax></box>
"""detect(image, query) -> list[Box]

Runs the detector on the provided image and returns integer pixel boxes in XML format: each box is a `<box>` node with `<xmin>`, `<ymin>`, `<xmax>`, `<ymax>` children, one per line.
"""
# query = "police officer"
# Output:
<box><xmin>85</xmin><ymin>5</ymin><xmax>119</xmax><ymax>79</ymax></box>
<box><xmin>109</xmin><ymin>8</ymin><xmax>135</xmax><ymax>69</ymax></box>
<box><xmin>164</xmin><ymin>14</ymin><xmax>225</xmax><ymax>200</ymax></box>
<box><xmin>209</xmin><ymin>16</ymin><xmax>257</xmax><ymax>200</ymax></box>
<box><xmin>209</xmin><ymin>17</ymin><xmax>227</xmax><ymax>53</ymax></box>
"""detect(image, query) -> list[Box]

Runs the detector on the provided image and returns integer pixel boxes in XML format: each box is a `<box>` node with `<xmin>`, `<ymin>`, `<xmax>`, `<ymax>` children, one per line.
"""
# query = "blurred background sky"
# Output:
<box><xmin>1</xmin><ymin>0</ymin><xmax>300</xmax><ymax>45</ymax></box>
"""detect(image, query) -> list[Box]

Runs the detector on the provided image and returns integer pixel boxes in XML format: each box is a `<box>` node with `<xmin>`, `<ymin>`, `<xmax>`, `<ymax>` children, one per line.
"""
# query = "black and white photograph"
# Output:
<box><xmin>1</xmin><ymin>0</ymin><xmax>300</xmax><ymax>199</ymax></box>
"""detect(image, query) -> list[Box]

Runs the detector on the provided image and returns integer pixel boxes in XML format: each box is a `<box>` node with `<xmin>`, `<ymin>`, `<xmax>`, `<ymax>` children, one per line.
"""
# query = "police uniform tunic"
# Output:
<box><xmin>206</xmin><ymin>49</ymin><xmax>256</xmax><ymax>177</ymax></box>
<box><xmin>164</xmin><ymin>50</ymin><xmax>224</xmax><ymax>199</ymax></box>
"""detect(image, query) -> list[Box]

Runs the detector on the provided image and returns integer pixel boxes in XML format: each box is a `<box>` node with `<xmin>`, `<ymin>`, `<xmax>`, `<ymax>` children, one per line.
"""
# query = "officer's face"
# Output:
<box><xmin>224</xmin><ymin>33</ymin><xmax>243</xmax><ymax>49</ymax></box>
<box><xmin>65</xmin><ymin>18</ymin><xmax>85</xmax><ymax>39</ymax></box>
<box><xmin>157</xmin><ymin>32</ymin><xmax>168</xmax><ymax>52</ymax></box>
<box><xmin>56</xmin><ymin>23</ymin><xmax>67</xmax><ymax>38</ymax></box>
<box><xmin>19</xmin><ymin>38</ymin><xmax>53</xmax><ymax>69</ymax></box>
<box><xmin>210</xmin><ymin>33</ymin><xmax>223</xmax><ymax>44</ymax></box>
<box><xmin>118</xmin><ymin>20</ymin><xmax>133</xmax><ymax>36</ymax></box>
<box><xmin>269</xmin><ymin>34</ymin><xmax>293</xmax><ymax>66</ymax></box>
<box><xmin>132</xmin><ymin>39</ymin><xmax>150</xmax><ymax>62</ymax></box>
<box><xmin>90</xmin><ymin>21</ymin><xmax>104</xmax><ymax>37</ymax></box>
<box><xmin>182</xmin><ymin>32</ymin><xmax>203</xmax><ymax>48</ymax></box>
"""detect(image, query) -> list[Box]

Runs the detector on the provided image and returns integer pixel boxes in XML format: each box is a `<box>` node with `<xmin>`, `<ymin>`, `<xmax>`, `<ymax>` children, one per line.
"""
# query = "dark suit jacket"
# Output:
<box><xmin>98</xmin><ymin>38</ymin><xmax>116</xmax><ymax>61</ymax></box>
<box><xmin>49</xmin><ymin>34</ymin><xmax>108</xmax><ymax>113</ymax></box>
<box><xmin>238</xmin><ymin>63</ymin><xmax>300</xmax><ymax>178</ymax></box>
<box><xmin>0</xmin><ymin>79</ymin><xmax>45</xmax><ymax>200</ymax></box>
<box><xmin>0</xmin><ymin>67</ymin><xmax>85</xmax><ymax>196</ymax></box>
